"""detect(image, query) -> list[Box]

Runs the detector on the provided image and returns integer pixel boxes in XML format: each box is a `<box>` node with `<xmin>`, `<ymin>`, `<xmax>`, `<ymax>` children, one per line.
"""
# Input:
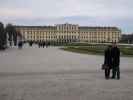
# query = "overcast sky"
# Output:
<box><xmin>0</xmin><ymin>0</ymin><xmax>132</xmax><ymax>33</ymax></box>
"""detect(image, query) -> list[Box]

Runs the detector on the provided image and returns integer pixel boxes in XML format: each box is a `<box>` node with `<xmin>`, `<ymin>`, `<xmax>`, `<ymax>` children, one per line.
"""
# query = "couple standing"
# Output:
<box><xmin>104</xmin><ymin>43</ymin><xmax>120</xmax><ymax>80</ymax></box>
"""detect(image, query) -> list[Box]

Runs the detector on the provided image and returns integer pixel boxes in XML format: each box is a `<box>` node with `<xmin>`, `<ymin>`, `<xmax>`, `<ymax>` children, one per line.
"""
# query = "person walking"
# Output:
<box><xmin>42</xmin><ymin>41</ymin><xmax>45</xmax><ymax>48</ymax></box>
<box><xmin>104</xmin><ymin>45</ymin><xmax>112</xmax><ymax>79</ymax></box>
<box><xmin>18</xmin><ymin>41</ymin><xmax>23</xmax><ymax>49</ymax></box>
<box><xmin>111</xmin><ymin>43</ymin><xmax>120</xmax><ymax>79</ymax></box>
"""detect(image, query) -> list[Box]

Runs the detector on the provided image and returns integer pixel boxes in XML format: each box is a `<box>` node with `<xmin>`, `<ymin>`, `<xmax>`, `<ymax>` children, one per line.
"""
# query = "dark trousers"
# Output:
<box><xmin>112</xmin><ymin>66</ymin><xmax>120</xmax><ymax>79</ymax></box>
<box><xmin>105</xmin><ymin>68</ymin><xmax>110</xmax><ymax>78</ymax></box>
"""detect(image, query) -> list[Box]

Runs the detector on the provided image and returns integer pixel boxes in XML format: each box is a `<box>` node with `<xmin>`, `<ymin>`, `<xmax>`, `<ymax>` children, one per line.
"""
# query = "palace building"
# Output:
<box><xmin>15</xmin><ymin>23</ymin><xmax>121</xmax><ymax>43</ymax></box>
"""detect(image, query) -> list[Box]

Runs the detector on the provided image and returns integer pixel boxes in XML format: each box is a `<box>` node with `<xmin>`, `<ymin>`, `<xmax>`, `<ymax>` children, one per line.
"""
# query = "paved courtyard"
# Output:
<box><xmin>0</xmin><ymin>46</ymin><xmax>133</xmax><ymax>100</ymax></box>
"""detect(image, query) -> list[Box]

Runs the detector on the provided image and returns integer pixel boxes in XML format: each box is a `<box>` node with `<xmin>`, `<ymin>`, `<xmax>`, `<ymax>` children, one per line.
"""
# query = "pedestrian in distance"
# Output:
<box><xmin>42</xmin><ymin>41</ymin><xmax>45</xmax><ymax>48</ymax></box>
<box><xmin>18</xmin><ymin>41</ymin><xmax>23</xmax><ymax>49</ymax></box>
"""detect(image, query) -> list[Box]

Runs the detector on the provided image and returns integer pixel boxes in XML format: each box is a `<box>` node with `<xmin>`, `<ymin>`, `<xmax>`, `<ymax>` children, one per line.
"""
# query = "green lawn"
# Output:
<box><xmin>61</xmin><ymin>45</ymin><xmax>133</xmax><ymax>57</ymax></box>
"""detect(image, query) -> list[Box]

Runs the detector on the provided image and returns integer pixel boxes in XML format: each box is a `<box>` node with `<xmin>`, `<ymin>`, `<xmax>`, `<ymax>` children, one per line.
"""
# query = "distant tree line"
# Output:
<box><xmin>0</xmin><ymin>21</ymin><xmax>22</xmax><ymax>50</ymax></box>
<box><xmin>120</xmin><ymin>34</ymin><xmax>133</xmax><ymax>44</ymax></box>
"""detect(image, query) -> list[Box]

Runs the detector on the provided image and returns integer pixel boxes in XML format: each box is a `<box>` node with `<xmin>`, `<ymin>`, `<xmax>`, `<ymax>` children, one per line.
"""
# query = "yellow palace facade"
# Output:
<box><xmin>15</xmin><ymin>23</ymin><xmax>121</xmax><ymax>43</ymax></box>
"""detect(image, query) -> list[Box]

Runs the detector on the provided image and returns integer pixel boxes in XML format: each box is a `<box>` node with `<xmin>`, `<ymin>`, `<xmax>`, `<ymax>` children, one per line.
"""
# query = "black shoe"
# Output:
<box><xmin>105</xmin><ymin>77</ymin><xmax>109</xmax><ymax>80</ymax></box>
<box><xmin>111</xmin><ymin>77</ymin><xmax>115</xmax><ymax>79</ymax></box>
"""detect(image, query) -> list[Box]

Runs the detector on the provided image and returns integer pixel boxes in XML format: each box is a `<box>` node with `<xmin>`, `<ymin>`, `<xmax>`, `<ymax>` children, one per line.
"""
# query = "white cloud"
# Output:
<box><xmin>0</xmin><ymin>8</ymin><xmax>33</xmax><ymax>18</ymax></box>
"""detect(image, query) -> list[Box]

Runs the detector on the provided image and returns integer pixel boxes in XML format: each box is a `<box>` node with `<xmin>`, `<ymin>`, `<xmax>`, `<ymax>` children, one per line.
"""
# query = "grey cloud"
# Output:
<box><xmin>0</xmin><ymin>0</ymin><xmax>133</xmax><ymax>33</ymax></box>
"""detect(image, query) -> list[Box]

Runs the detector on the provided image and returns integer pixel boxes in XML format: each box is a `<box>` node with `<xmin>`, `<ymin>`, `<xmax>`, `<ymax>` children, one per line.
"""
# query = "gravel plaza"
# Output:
<box><xmin>0</xmin><ymin>46</ymin><xmax>133</xmax><ymax>100</ymax></box>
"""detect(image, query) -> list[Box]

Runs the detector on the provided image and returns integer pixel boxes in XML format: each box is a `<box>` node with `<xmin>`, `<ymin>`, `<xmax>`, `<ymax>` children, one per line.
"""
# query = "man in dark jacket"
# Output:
<box><xmin>111</xmin><ymin>43</ymin><xmax>120</xmax><ymax>79</ymax></box>
<box><xmin>104</xmin><ymin>45</ymin><xmax>112</xmax><ymax>79</ymax></box>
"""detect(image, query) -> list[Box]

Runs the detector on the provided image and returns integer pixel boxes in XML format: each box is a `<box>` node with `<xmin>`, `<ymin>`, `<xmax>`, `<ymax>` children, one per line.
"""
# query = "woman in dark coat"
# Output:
<box><xmin>104</xmin><ymin>45</ymin><xmax>112</xmax><ymax>79</ymax></box>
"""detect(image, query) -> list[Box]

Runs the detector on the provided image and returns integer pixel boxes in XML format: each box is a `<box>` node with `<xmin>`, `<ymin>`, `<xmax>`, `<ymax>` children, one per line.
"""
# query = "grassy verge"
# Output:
<box><xmin>61</xmin><ymin>46</ymin><xmax>133</xmax><ymax>57</ymax></box>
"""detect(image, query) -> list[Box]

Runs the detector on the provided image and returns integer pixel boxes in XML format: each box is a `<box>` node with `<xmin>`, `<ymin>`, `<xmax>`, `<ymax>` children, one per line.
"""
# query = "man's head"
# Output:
<box><xmin>112</xmin><ymin>42</ymin><xmax>117</xmax><ymax>48</ymax></box>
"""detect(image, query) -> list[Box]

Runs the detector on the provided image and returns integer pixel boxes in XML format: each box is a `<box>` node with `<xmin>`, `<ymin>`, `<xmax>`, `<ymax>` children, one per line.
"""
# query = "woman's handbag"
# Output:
<box><xmin>101</xmin><ymin>64</ymin><xmax>108</xmax><ymax>70</ymax></box>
